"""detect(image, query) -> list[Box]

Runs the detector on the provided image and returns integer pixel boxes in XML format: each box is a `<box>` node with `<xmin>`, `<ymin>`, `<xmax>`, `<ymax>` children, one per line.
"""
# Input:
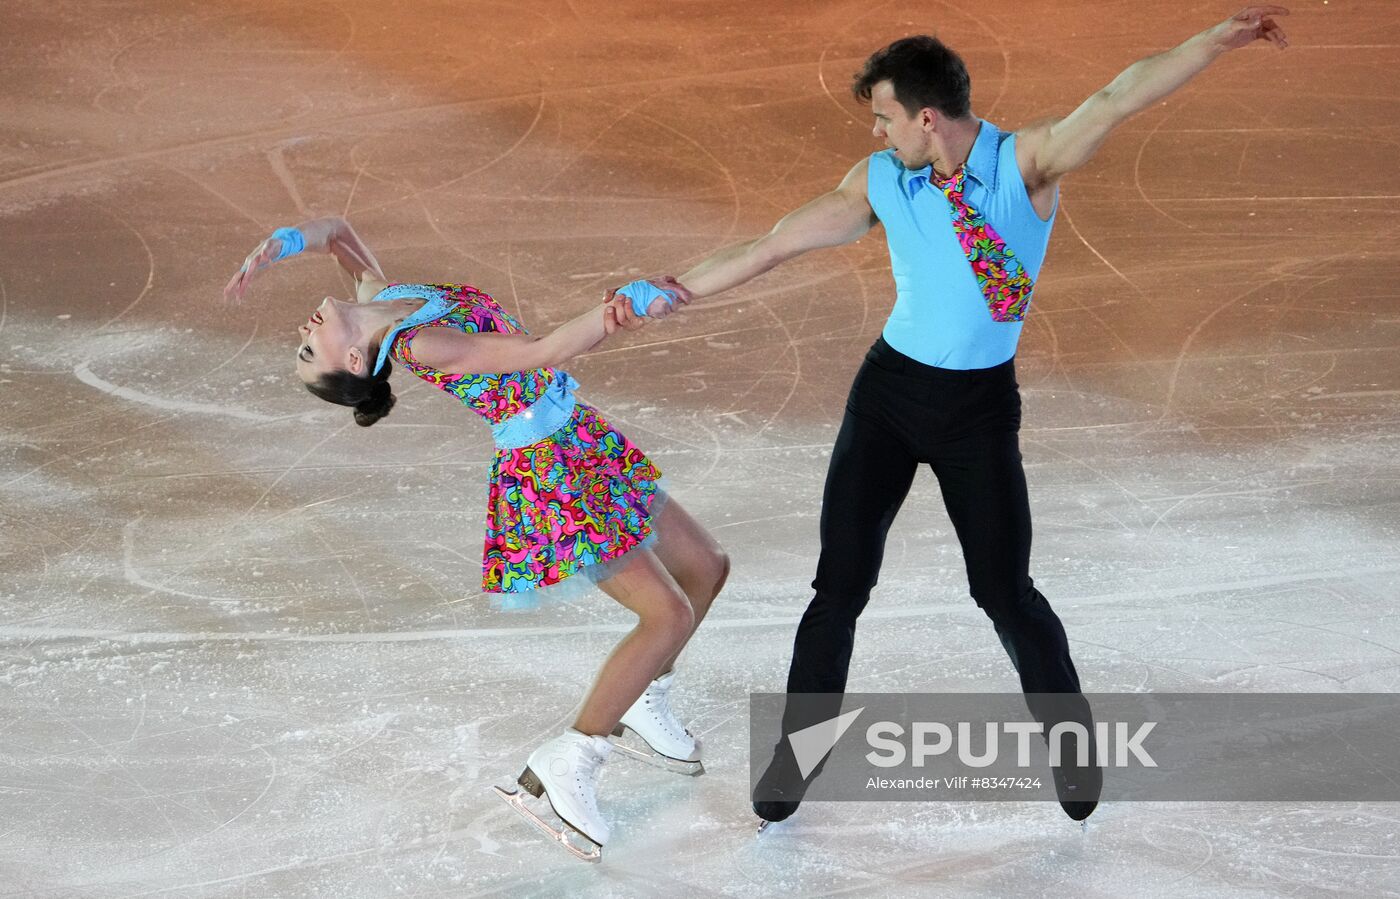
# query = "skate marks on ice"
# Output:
<box><xmin>734</xmin><ymin>803</ymin><xmax>1400</xmax><ymax>898</ymax></box>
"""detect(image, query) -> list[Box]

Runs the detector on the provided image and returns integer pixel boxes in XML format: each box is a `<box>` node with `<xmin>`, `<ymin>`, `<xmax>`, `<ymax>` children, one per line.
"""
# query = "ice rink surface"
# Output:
<box><xmin>2</xmin><ymin>0</ymin><xmax>1399</xmax><ymax>895</ymax></box>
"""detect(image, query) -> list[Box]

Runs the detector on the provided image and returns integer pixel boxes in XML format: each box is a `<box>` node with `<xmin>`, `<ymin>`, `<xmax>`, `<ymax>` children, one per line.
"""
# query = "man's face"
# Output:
<box><xmin>869</xmin><ymin>80</ymin><xmax>931</xmax><ymax>169</ymax></box>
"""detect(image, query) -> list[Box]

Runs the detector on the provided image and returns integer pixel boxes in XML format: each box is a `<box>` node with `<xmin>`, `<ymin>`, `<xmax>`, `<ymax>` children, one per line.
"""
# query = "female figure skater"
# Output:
<box><xmin>225</xmin><ymin>216</ymin><xmax>729</xmax><ymax>862</ymax></box>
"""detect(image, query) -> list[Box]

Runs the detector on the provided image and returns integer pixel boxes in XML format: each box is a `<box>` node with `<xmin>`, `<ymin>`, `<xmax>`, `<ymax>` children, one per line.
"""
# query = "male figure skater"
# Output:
<box><xmin>608</xmin><ymin>6</ymin><xmax>1289</xmax><ymax>826</ymax></box>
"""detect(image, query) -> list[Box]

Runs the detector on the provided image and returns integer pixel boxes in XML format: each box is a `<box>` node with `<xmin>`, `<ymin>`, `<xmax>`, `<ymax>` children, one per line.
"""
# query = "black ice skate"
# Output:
<box><xmin>1052</xmin><ymin>754</ymin><xmax>1102</xmax><ymax>824</ymax></box>
<box><xmin>752</xmin><ymin>741</ymin><xmax>820</xmax><ymax>833</ymax></box>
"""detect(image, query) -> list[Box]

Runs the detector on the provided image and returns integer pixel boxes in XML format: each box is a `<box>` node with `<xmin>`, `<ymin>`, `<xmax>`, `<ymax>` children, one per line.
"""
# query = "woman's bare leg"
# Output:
<box><xmin>648</xmin><ymin>495</ymin><xmax>730</xmax><ymax>675</ymax></box>
<box><xmin>571</xmin><ymin>548</ymin><xmax>694</xmax><ymax>736</ymax></box>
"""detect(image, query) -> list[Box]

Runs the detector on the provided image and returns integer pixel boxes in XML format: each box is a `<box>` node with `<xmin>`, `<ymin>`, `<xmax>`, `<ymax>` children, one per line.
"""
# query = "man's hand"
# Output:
<box><xmin>1017</xmin><ymin>5</ymin><xmax>1292</xmax><ymax>194</ymax></box>
<box><xmin>1209</xmin><ymin>6</ymin><xmax>1290</xmax><ymax>52</ymax></box>
<box><xmin>603</xmin><ymin>276</ymin><xmax>693</xmax><ymax>330</ymax></box>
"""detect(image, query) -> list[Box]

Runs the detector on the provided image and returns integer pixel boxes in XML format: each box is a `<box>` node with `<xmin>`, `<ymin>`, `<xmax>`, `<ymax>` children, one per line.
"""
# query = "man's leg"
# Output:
<box><xmin>754</xmin><ymin>377</ymin><xmax>920</xmax><ymax>823</ymax></box>
<box><xmin>787</xmin><ymin>407</ymin><xmax>918</xmax><ymax>695</ymax></box>
<box><xmin>929</xmin><ymin>377</ymin><xmax>1098</xmax><ymax>819</ymax></box>
<box><xmin>932</xmin><ymin>435</ymin><xmax>1081</xmax><ymax>693</ymax></box>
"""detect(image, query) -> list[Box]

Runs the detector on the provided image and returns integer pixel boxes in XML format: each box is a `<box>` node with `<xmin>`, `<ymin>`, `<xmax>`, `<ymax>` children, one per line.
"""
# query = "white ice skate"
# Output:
<box><xmin>492</xmin><ymin>729</ymin><xmax>613</xmax><ymax>863</ymax></box>
<box><xmin>610</xmin><ymin>671</ymin><xmax>705</xmax><ymax>776</ymax></box>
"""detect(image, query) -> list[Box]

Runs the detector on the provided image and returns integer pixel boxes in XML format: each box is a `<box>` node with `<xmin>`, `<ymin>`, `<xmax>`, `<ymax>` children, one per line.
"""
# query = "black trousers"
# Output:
<box><xmin>784</xmin><ymin>336</ymin><xmax>1083</xmax><ymax>710</ymax></box>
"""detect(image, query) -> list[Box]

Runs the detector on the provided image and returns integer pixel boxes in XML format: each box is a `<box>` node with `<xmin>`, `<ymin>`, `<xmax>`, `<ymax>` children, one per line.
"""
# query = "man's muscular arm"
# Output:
<box><xmin>1017</xmin><ymin>6</ymin><xmax>1289</xmax><ymax>200</ymax></box>
<box><xmin>605</xmin><ymin>157</ymin><xmax>877</xmax><ymax>325</ymax></box>
<box><xmin>678</xmin><ymin>157</ymin><xmax>877</xmax><ymax>298</ymax></box>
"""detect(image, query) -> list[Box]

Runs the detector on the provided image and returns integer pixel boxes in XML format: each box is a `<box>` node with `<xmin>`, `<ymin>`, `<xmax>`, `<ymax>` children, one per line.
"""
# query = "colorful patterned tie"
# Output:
<box><xmin>931</xmin><ymin>165</ymin><xmax>1034</xmax><ymax>322</ymax></box>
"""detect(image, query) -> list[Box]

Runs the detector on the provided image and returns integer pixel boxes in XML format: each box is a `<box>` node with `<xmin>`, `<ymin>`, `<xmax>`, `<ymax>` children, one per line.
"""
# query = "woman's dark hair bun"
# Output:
<box><xmin>302</xmin><ymin>345</ymin><xmax>397</xmax><ymax>427</ymax></box>
<box><xmin>353</xmin><ymin>378</ymin><xmax>396</xmax><ymax>427</ymax></box>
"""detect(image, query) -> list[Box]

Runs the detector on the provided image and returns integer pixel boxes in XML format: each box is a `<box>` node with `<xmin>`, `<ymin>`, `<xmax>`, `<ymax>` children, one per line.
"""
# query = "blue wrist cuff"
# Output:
<box><xmin>271</xmin><ymin>227</ymin><xmax>306</xmax><ymax>261</ymax></box>
<box><xmin>618</xmin><ymin>280</ymin><xmax>675</xmax><ymax>318</ymax></box>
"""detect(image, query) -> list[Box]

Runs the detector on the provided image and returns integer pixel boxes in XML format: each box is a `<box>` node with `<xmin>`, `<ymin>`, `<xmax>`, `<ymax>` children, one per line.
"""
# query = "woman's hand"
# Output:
<box><xmin>603</xmin><ymin>302</ymin><xmax>626</xmax><ymax>336</ymax></box>
<box><xmin>223</xmin><ymin>235</ymin><xmax>287</xmax><ymax>303</ymax></box>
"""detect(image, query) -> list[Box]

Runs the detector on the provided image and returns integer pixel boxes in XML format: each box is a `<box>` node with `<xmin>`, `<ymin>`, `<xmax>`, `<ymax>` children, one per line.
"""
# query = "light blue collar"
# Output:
<box><xmin>370</xmin><ymin>284</ymin><xmax>454</xmax><ymax>375</ymax></box>
<box><xmin>903</xmin><ymin>118</ymin><xmax>999</xmax><ymax>199</ymax></box>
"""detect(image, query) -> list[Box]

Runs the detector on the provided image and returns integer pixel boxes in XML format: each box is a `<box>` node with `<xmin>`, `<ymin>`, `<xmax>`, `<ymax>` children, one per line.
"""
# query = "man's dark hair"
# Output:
<box><xmin>852</xmin><ymin>35</ymin><xmax>972</xmax><ymax>120</ymax></box>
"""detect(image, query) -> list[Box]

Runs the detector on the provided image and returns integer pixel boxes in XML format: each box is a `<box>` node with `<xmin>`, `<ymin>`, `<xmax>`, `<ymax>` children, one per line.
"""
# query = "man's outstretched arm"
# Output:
<box><xmin>605</xmin><ymin>157</ymin><xmax>878</xmax><ymax>324</ymax></box>
<box><xmin>678</xmin><ymin>157</ymin><xmax>877</xmax><ymax>298</ymax></box>
<box><xmin>1017</xmin><ymin>5</ymin><xmax>1290</xmax><ymax>197</ymax></box>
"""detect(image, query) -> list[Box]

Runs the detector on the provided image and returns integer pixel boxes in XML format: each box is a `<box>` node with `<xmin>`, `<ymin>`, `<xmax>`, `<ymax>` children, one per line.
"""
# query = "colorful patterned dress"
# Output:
<box><xmin>373</xmin><ymin>283</ymin><xmax>663</xmax><ymax>604</ymax></box>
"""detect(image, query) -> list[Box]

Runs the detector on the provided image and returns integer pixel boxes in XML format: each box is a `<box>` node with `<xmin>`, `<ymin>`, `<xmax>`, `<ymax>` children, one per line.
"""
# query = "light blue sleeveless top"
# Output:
<box><xmin>868</xmin><ymin>120</ymin><xmax>1057</xmax><ymax>370</ymax></box>
<box><xmin>370</xmin><ymin>284</ymin><xmax>458</xmax><ymax>376</ymax></box>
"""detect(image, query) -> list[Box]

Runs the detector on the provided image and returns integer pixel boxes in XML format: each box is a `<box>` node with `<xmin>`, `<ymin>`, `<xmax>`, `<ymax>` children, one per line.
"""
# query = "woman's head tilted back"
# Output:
<box><xmin>295</xmin><ymin>296</ymin><xmax>397</xmax><ymax>427</ymax></box>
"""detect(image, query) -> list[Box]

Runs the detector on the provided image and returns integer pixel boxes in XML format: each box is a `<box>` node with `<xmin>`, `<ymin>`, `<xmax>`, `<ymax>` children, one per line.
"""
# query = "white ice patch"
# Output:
<box><xmin>74</xmin><ymin>358</ymin><xmax>307</xmax><ymax>424</ymax></box>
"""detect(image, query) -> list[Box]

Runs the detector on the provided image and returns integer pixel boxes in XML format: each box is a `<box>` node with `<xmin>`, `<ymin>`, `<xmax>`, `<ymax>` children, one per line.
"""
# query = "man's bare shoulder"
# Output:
<box><xmin>837</xmin><ymin>155</ymin><xmax>874</xmax><ymax>196</ymax></box>
<box><xmin>1012</xmin><ymin>117</ymin><xmax>1058</xmax><ymax>152</ymax></box>
<box><xmin>1011</xmin><ymin>117</ymin><xmax>1061</xmax><ymax>192</ymax></box>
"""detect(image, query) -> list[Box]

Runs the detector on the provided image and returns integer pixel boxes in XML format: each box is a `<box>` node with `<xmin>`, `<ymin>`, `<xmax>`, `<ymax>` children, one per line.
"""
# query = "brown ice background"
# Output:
<box><xmin>2</xmin><ymin>0</ymin><xmax>1399</xmax><ymax>896</ymax></box>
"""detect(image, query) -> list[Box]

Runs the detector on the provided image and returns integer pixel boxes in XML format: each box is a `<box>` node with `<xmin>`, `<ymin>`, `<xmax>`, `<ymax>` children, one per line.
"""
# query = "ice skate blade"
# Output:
<box><xmin>757</xmin><ymin>819</ymin><xmax>777</xmax><ymax>835</ymax></box>
<box><xmin>609</xmin><ymin>726</ymin><xmax>705</xmax><ymax>776</ymax></box>
<box><xmin>492</xmin><ymin>781</ymin><xmax>603</xmax><ymax>863</ymax></box>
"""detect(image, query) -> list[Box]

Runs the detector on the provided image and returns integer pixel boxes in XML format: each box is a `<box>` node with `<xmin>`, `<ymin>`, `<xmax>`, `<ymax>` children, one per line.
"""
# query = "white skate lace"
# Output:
<box><xmin>573</xmin><ymin>740</ymin><xmax>605</xmax><ymax>815</ymax></box>
<box><xmin>647</xmin><ymin>683</ymin><xmax>693</xmax><ymax>743</ymax></box>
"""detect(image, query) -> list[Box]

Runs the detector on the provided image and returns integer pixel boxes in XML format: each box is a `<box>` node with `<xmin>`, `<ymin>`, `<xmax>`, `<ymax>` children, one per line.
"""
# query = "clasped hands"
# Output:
<box><xmin>602</xmin><ymin>276</ymin><xmax>692</xmax><ymax>335</ymax></box>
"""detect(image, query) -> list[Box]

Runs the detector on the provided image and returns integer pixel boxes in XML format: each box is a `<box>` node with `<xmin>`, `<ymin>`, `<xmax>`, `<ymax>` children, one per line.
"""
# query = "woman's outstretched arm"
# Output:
<box><xmin>224</xmin><ymin>216</ymin><xmax>388</xmax><ymax>303</ymax></box>
<box><xmin>408</xmin><ymin>302</ymin><xmax>625</xmax><ymax>376</ymax></box>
